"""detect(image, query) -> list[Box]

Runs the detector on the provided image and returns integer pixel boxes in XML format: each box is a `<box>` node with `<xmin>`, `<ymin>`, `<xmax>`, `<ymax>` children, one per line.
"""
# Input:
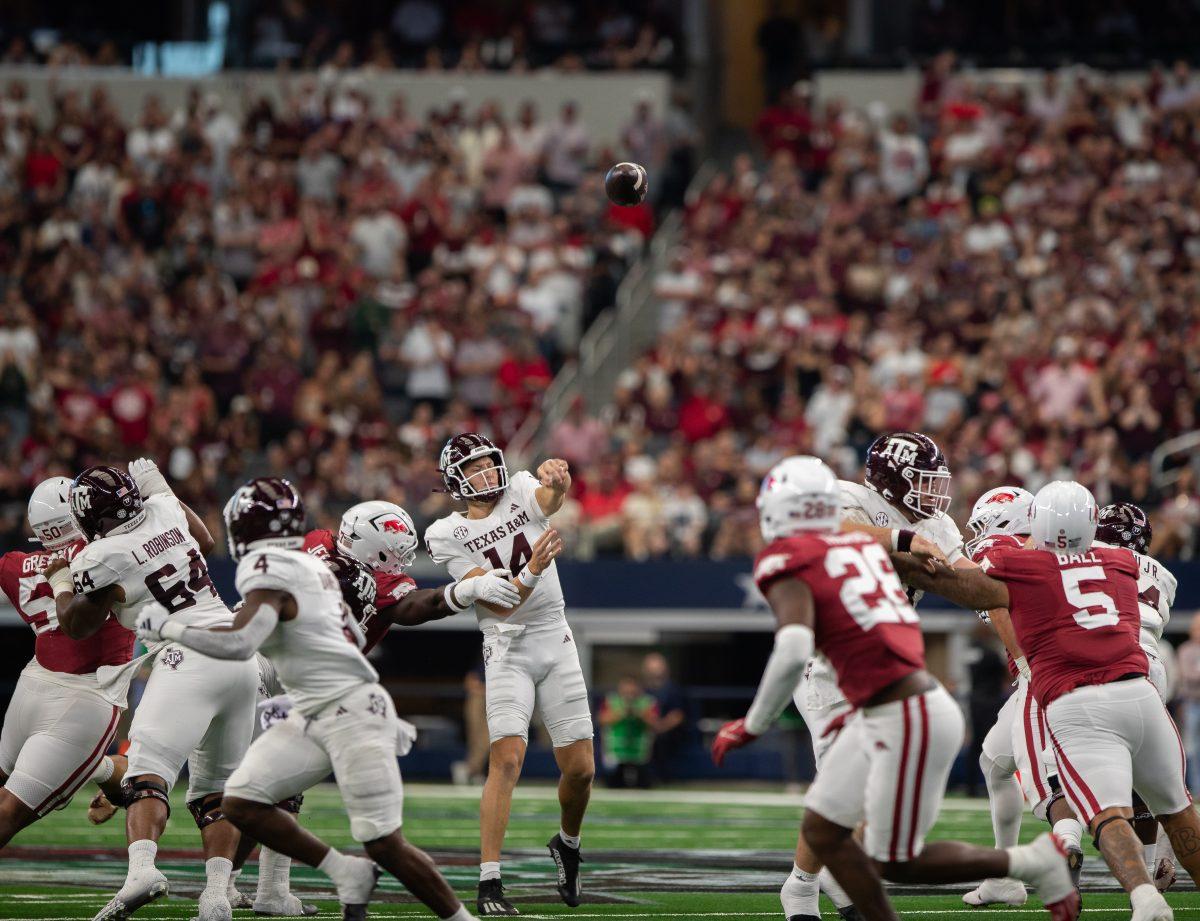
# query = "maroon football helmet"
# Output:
<box><xmin>70</xmin><ymin>466</ymin><xmax>145</xmax><ymax>540</ymax></box>
<box><xmin>223</xmin><ymin>477</ymin><xmax>306</xmax><ymax>561</ymax></box>
<box><xmin>864</xmin><ymin>431</ymin><xmax>952</xmax><ymax>520</ymax></box>
<box><xmin>1096</xmin><ymin>502</ymin><xmax>1152</xmax><ymax>554</ymax></box>
<box><xmin>325</xmin><ymin>552</ymin><xmax>379</xmax><ymax>629</ymax></box>
<box><xmin>438</xmin><ymin>433</ymin><xmax>508</xmax><ymax>501</ymax></box>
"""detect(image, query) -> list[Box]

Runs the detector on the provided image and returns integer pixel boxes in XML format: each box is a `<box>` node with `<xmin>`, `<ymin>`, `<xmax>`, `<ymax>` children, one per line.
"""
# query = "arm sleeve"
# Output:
<box><xmin>744</xmin><ymin>624</ymin><xmax>816</xmax><ymax>735</ymax></box>
<box><xmin>166</xmin><ymin>604</ymin><xmax>279</xmax><ymax>660</ymax></box>
<box><xmin>424</xmin><ymin>525</ymin><xmax>479</xmax><ymax>580</ymax></box>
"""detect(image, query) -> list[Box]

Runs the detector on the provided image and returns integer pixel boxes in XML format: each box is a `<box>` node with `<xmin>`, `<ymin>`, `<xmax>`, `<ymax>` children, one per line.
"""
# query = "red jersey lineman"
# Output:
<box><xmin>710</xmin><ymin>457</ymin><xmax>1076</xmax><ymax>921</ymax></box>
<box><xmin>898</xmin><ymin>480</ymin><xmax>1194</xmax><ymax>921</ymax></box>
<box><xmin>0</xmin><ymin>478</ymin><xmax>133</xmax><ymax>845</ymax></box>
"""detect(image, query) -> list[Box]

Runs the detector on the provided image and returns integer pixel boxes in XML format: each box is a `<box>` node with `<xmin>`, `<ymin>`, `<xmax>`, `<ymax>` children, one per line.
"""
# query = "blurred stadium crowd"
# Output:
<box><xmin>0</xmin><ymin>56</ymin><xmax>1199</xmax><ymax>562</ymax></box>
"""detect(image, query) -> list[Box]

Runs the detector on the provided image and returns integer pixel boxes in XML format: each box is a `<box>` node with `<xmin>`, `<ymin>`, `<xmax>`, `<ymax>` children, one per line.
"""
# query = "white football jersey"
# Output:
<box><xmin>838</xmin><ymin>480</ymin><xmax>965</xmax><ymax>564</ymax></box>
<box><xmin>70</xmin><ymin>495</ymin><xmax>231</xmax><ymax>630</ymax></box>
<box><xmin>236</xmin><ymin>547</ymin><xmax>378</xmax><ymax>717</ymax></box>
<box><xmin>1096</xmin><ymin>542</ymin><xmax>1176</xmax><ymax>657</ymax></box>
<box><xmin>425</xmin><ymin>470</ymin><xmax>565</xmax><ymax>629</ymax></box>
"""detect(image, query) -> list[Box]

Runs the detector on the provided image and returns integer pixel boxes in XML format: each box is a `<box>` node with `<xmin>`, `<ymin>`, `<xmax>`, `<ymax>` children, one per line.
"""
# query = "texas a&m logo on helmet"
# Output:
<box><xmin>865</xmin><ymin>432</ymin><xmax>952</xmax><ymax>520</ymax></box>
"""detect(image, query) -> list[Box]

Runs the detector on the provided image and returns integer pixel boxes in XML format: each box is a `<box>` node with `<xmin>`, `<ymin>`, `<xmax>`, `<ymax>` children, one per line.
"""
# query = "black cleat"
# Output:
<box><xmin>837</xmin><ymin>909</ymin><xmax>867</xmax><ymax>921</ymax></box>
<box><xmin>477</xmin><ymin>879</ymin><xmax>520</xmax><ymax>916</ymax></box>
<box><xmin>1066</xmin><ymin>845</ymin><xmax>1083</xmax><ymax>890</ymax></box>
<box><xmin>547</xmin><ymin>833</ymin><xmax>583</xmax><ymax>907</ymax></box>
<box><xmin>786</xmin><ymin>916</ymin><xmax>822</xmax><ymax>921</ymax></box>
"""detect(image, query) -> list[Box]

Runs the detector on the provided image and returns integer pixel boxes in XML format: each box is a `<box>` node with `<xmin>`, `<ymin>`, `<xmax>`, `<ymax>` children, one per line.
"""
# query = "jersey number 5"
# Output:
<box><xmin>824</xmin><ymin>542</ymin><xmax>917</xmax><ymax>631</ymax></box>
<box><xmin>482</xmin><ymin>533</ymin><xmax>533</xmax><ymax>577</ymax></box>
<box><xmin>1061</xmin><ymin>566</ymin><xmax>1119</xmax><ymax>630</ymax></box>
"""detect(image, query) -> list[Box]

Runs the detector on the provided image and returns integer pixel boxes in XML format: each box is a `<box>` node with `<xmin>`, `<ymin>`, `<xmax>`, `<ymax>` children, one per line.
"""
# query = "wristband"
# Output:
<box><xmin>445</xmin><ymin>582</ymin><xmax>468</xmax><ymax>613</ymax></box>
<box><xmin>48</xmin><ymin>567</ymin><xmax>75</xmax><ymax>597</ymax></box>
<box><xmin>161</xmin><ymin>621</ymin><xmax>187</xmax><ymax>642</ymax></box>
<box><xmin>891</xmin><ymin>529</ymin><xmax>916</xmax><ymax>553</ymax></box>
<box><xmin>516</xmin><ymin>568</ymin><xmax>543</xmax><ymax>591</ymax></box>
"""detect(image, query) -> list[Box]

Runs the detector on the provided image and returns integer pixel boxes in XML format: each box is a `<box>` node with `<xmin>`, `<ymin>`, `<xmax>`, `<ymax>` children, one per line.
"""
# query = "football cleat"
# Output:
<box><xmin>962</xmin><ymin>878</ymin><xmax>1027</xmax><ymax>907</ymax></box>
<box><xmin>477</xmin><ymin>878</ymin><xmax>520</xmax><ymax>916</ymax></box>
<box><xmin>547</xmin><ymin>833</ymin><xmax>583</xmax><ymax>907</ymax></box>
<box><xmin>1066</xmin><ymin>844</ymin><xmax>1084</xmax><ymax>891</ymax></box>
<box><xmin>786</xmin><ymin>916</ymin><xmax>821</xmax><ymax>921</ymax></box>
<box><xmin>837</xmin><ymin>909</ymin><xmax>866</xmax><ymax>921</ymax></box>
<box><xmin>254</xmin><ymin>892</ymin><xmax>319</xmax><ymax>917</ymax></box>
<box><xmin>1019</xmin><ymin>833</ymin><xmax>1079</xmax><ymax>921</ymax></box>
<box><xmin>191</xmin><ymin>889</ymin><xmax>233</xmax><ymax>921</ymax></box>
<box><xmin>1154</xmin><ymin>856</ymin><xmax>1177</xmax><ymax>892</ymax></box>
<box><xmin>335</xmin><ymin>859</ymin><xmax>380</xmax><ymax>921</ymax></box>
<box><xmin>92</xmin><ymin>869</ymin><xmax>169</xmax><ymax>921</ymax></box>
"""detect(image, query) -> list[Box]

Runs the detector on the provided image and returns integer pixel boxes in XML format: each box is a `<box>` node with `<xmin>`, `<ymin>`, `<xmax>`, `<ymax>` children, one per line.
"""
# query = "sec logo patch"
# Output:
<box><xmin>453</xmin><ymin>526</ymin><xmax>469</xmax><ymax>540</ymax></box>
<box><xmin>874</xmin><ymin>512</ymin><xmax>890</xmax><ymax>526</ymax></box>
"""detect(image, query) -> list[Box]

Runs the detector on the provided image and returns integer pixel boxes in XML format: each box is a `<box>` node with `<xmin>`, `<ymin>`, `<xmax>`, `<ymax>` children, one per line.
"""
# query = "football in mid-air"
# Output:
<box><xmin>605</xmin><ymin>162</ymin><xmax>648</xmax><ymax>206</ymax></box>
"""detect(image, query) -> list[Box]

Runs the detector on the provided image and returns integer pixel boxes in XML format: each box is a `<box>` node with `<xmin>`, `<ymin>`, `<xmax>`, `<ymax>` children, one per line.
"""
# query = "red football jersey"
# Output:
<box><xmin>0</xmin><ymin>541</ymin><xmax>134</xmax><ymax>675</ymax></box>
<box><xmin>970</xmin><ymin>534</ymin><xmax>1027</xmax><ymax>680</ymax></box>
<box><xmin>302</xmin><ymin>529</ymin><xmax>417</xmax><ymax>653</ymax></box>
<box><xmin>977</xmin><ymin>545</ymin><xmax>1147</xmax><ymax>707</ymax></box>
<box><xmin>754</xmin><ymin>530</ymin><xmax>925</xmax><ymax>707</ymax></box>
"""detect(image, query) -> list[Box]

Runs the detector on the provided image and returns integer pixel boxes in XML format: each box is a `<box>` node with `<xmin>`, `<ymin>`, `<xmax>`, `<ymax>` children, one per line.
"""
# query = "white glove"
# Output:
<box><xmin>128</xmin><ymin>458</ymin><xmax>171</xmax><ymax>498</ymax></box>
<box><xmin>135</xmin><ymin>602</ymin><xmax>173</xmax><ymax>642</ymax></box>
<box><xmin>455</xmin><ymin>570</ymin><xmax>522</xmax><ymax>609</ymax></box>
<box><xmin>1015</xmin><ymin>656</ymin><xmax>1032</xmax><ymax>682</ymax></box>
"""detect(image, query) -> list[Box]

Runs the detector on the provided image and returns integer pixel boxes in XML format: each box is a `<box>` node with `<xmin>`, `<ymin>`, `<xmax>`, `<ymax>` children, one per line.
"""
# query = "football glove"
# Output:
<box><xmin>455</xmin><ymin>570</ymin><xmax>521</xmax><ymax>608</ymax></box>
<box><xmin>134</xmin><ymin>602</ymin><xmax>172</xmax><ymax>642</ymax></box>
<box><xmin>711</xmin><ymin>718</ymin><xmax>758</xmax><ymax>767</ymax></box>
<box><xmin>128</xmin><ymin>458</ymin><xmax>171</xmax><ymax>498</ymax></box>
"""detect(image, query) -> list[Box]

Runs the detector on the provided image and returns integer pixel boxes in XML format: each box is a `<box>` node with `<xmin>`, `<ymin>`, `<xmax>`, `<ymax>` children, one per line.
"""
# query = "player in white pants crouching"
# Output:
<box><xmin>136</xmin><ymin>478</ymin><xmax>479</xmax><ymax>921</ymax></box>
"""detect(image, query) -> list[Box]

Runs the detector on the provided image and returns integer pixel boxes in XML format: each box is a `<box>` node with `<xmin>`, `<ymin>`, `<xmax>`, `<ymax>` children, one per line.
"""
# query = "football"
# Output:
<box><xmin>605</xmin><ymin>161</ymin><xmax>648</xmax><ymax>206</ymax></box>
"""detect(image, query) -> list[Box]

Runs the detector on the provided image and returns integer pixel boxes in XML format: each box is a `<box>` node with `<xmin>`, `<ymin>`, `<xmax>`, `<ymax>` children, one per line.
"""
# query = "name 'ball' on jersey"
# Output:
<box><xmin>605</xmin><ymin>162</ymin><xmax>648</xmax><ymax>206</ymax></box>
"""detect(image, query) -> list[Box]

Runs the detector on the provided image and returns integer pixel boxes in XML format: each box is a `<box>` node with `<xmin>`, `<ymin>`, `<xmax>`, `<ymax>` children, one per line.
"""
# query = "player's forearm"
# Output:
<box><xmin>987</xmin><ymin>607</ymin><xmax>1025</xmax><ymax>663</ymax></box>
<box><xmin>161</xmin><ymin>605</ymin><xmax>278</xmax><ymax>659</ymax></box>
<box><xmin>535</xmin><ymin>486</ymin><xmax>567</xmax><ymax>517</ymax></box>
<box><xmin>179</xmin><ymin>501</ymin><xmax>215</xmax><ymax>556</ymax></box>
<box><xmin>744</xmin><ymin>624</ymin><xmax>815</xmax><ymax>735</ymax></box>
<box><xmin>892</xmin><ymin>556</ymin><xmax>1009</xmax><ymax>611</ymax></box>
<box><xmin>57</xmin><ymin>596</ymin><xmax>109</xmax><ymax>640</ymax></box>
<box><xmin>385</xmin><ymin>588</ymin><xmax>454</xmax><ymax>626</ymax></box>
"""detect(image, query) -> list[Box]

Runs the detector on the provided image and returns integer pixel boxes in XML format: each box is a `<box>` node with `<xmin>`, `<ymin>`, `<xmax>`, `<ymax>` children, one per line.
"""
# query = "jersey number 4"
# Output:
<box><xmin>824</xmin><ymin>543</ymin><xmax>918</xmax><ymax>631</ymax></box>
<box><xmin>482</xmin><ymin>533</ymin><xmax>533</xmax><ymax>577</ymax></box>
<box><xmin>1061</xmin><ymin>566</ymin><xmax>1119</xmax><ymax>630</ymax></box>
<box><xmin>145</xmin><ymin>549</ymin><xmax>219</xmax><ymax>614</ymax></box>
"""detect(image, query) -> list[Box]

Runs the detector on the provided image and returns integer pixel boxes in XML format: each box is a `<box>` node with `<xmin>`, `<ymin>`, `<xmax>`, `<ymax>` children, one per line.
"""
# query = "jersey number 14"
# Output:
<box><xmin>481</xmin><ymin>533</ymin><xmax>533</xmax><ymax>577</ymax></box>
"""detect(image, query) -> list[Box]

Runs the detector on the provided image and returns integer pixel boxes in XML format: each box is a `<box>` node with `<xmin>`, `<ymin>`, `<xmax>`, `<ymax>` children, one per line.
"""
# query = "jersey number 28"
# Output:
<box><xmin>825</xmin><ymin>542</ymin><xmax>917</xmax><ymax>631</ymax></box>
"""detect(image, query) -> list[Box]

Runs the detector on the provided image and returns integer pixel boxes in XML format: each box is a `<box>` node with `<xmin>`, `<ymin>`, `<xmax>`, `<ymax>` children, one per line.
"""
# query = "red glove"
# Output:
<box><xmin>711</xmin><ymin>718</ymin><xmax>758</xmax><ymax>767</ymax></box>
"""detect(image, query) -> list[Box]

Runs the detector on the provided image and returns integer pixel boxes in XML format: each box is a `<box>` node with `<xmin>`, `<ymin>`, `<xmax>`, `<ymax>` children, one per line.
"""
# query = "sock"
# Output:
<box><xmin>1052</xmin><ymin>817</ymin><xmax>1083</xmax><ymax>851</ymax></box>
<box><xmin>480</xmin><ymin>861</ymin><xmax>501</xmax><ymax>882</ymax></box>
<box><xmin>558</xmin><ymin>828</ymin><xmax>581</xmax><ymax>849</ymax></box>
<box><xmin>818</xmin><ymin>866</ymin><xmax>854</xmax><ymax>910</ymax></box>
<box><xmin>90</xmin><ymin>755</ymin><xmax>115</xmax><ymax>785</ymax></box>
<box><xmin>227</xmin><ymin>868</ymin><xmax>242</xmax><ymax>899</ymax></box>
<box><xmin>1131</xmin><ymin>882</ymin><xmax>1166</xmax><ymax>913</ymax></box>
<box><xmin>127</xmin><ymin>839</ymin><xmax>158</xmax><ymax>879</ymax></box>
<box><xmin>1005</xmin><ymin>843</ymin><xmax>1037</xmax><ymax>882</ymax></box>
<box><xmin>204</xmin><ymin>857</ymin><xmax>233</xmax><ymax>895</ymax></box>
<box><xmin>780</xmin><ymin>864</ymin><xmax>820</xmax><ymax>917</ymax></box>
<box><xmin>441</xmin><ymin>907</ymin><xmax>474</xmax><ymax>921</ymax></box>
<box><xmin>318</xmin><ymin>847</ymin><xmax>351</xmax><ymax>883</ymax></box>
<box><xmin>982</xmin><ymin>753</ymin><xmax>1024</xmax><ymax>849</ymax></box>
<box><xmin>1144</xmin><ymin>842</ymin><xmax>1157</xmax><ymax>876</ymax></box>
<box><xmin>257</xmin><ymin>847</ymin><xmax>293</xmax><ymax>898</ymax></box>
<box><xmin>1155</xmin><ymin>823</ymin><xmax>1176</xmax><ymax>868</ymax></box>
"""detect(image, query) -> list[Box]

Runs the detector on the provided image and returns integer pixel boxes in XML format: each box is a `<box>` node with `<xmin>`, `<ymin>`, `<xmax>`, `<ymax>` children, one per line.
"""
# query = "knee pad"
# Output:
<box><xmin>276</xmin><ymin>794</ymin><xmax>303</xmax><ymax>815</ymax></box>
<box><xmin>548</xmin><ymin>718</ymin><xmax>595</xmax><ymax>750</ymax></box>
<box><xmin>187</xmin><ymin>791</ymin><xmax>226</xmax><ymax>829</ymax></box>
<box><xmin>121</xmin><ymin>777</ymin><xmax>170</xmax><ymax>817</ymax></box>
<box><xmin>1092</xmin><ymin>814</ymin><xmax>1131</xmax><ymax>849</ymax></box>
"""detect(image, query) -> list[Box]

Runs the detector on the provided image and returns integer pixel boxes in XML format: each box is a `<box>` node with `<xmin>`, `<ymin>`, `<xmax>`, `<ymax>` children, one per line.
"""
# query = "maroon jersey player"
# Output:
<box><xmin>0</xmin><ymin>477</ymin><xmax>133</xmax><ymax>848</ymax></box>
<box><xmin>896</xmin><ymin>480</ymin><xmax>1194</xmax><ymax>921</ymax></box>
<box><xmin>305</xmin><ymin>501</ymin><xmax>522</xmax><ymax>653</ymax></box>
<box><xmin>710</xmin><ymin>456</ymin><xmax>1077</xmax><ymax>921</ymax></box>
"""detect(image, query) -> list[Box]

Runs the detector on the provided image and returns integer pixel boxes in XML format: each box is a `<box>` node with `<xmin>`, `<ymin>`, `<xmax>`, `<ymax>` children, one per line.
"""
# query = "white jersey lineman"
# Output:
<box><xmin>224</xmin><ymin>547</ymin><xmax>409</xmax><ymax>843</ymax></box>
<box><xmin>1095</xmin><ymin>542</ymin><xmax>1176</xmax><ymax>700</ymax></box>
<box><xmin>425</xmin><ymin>470</ymin><xmax>592</xmax><ymax>747</ymax></box>
<box><xmin>797</xmin><ymin>480</ymin><xmax>965</xmax><ymax>766</ymax></box>
<box><xmin>69</xmin><ymin>494</ymin><xmax>257</xmax><ymax>804</ymax></box>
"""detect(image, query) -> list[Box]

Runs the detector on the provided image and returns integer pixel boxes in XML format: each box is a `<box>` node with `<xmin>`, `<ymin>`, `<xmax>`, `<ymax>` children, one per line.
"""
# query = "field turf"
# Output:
<box><xmin>1</xmin><ymin>783</ymin><xmax>1197</xmax><ymax>919</ymax></box>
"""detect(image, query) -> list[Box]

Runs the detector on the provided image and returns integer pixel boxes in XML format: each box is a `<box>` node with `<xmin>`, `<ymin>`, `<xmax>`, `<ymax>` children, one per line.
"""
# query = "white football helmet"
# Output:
<box><xmin>28</xmin><ymin>476</ymin><xmax>83</xmax><ymax>551</ymax></box>
<box><xmin>1030</xmin><ymin>481</ymin><xmax>1097</xmax><ymax>553</ymax></box>
<box><xmin>757</xmin><ymin>456</ymin><xmax>841</xmax><ymax>542</ymax></box>
<box><xmin>337</xmin><ymin>501</ymin><xmax>418</xmax><ymax>575</ymax></box>
<box><xmin>965</xmin><ymin>485</ymin><xmax>1035</xmax><ymax>557</ymax></box>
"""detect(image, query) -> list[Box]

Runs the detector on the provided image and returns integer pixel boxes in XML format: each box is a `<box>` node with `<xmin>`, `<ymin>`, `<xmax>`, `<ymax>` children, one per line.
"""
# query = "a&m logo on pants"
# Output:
<box><xmin>160</xmin><ymin>648</ymin><xmax>184</xmax><ymax>670</ymax></box>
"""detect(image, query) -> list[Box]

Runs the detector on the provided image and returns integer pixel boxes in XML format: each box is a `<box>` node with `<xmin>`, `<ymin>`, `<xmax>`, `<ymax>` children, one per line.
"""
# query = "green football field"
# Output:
<box><xmin>1</xmin><ymin>783</ymin><xmax>1197</xmax><ymax>919</ymax></box>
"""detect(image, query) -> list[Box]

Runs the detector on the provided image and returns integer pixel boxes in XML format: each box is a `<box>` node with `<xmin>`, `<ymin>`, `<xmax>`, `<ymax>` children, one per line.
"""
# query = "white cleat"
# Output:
<box><xmin>962</xmin><ymin>878</ymin><xmax>1027</xmax><ymax>907</ymax></box>
<box><xmin>227</xmin><ymin>883</ymin><xmax>255</xmax><ymax>910</ymax></box>
<box><xmin>92</xmin><ymin>869</ymin><xmax>170</xmax><ymax>921</ymax></box>
<box><xmin>192</xmin><ymin>889</ymin><xmax>233</xmax><ymax>921</ymax></box>
<box><xmin>1131</xmin><ymin>895</ymin><xmax>1174</xmax><ymax>921</ymax></box>
<box><xmin>333</xmin><ymin>856</ymin><xmax>381</xmax><ymax>921</ymax></box>
<box><xmin>253</xmin><ymin>893</ymin><xmax>319</xmax><ymax>917</ymax></box>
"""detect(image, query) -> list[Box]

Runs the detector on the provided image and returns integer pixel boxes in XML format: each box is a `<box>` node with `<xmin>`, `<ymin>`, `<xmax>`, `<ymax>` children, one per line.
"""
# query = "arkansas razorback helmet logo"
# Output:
<box><xmin>985</xmin><ymin>491</ymin><xmax>1018</xmax><ymax>504</ymax></box>
<box><xmin>381</xmin><ymin>518</ymin><xmax>408</xmax><ymax>534</ymax></box>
